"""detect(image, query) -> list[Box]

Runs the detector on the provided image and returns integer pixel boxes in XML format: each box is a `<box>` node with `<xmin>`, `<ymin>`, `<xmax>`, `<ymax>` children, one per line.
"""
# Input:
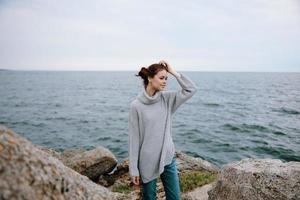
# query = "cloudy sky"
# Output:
<box><xmin>0</xmin><ymin>0</ymin><xmax>299</xmax><ymax>71</ymax></box>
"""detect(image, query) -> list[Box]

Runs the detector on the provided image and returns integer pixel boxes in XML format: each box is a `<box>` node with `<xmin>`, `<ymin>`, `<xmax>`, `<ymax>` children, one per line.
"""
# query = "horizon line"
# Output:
<box><xmin>0</xmin><ymin>68</ymin><xmax>299</xmax><ymax>73</ymax></box>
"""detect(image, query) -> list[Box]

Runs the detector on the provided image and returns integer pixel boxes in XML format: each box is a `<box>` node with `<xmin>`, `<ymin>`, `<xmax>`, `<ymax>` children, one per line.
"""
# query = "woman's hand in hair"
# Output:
<box><xmin>159</xmin><ymin>60</ymin><xmax>180</xmax><ymax>78</ymax></box>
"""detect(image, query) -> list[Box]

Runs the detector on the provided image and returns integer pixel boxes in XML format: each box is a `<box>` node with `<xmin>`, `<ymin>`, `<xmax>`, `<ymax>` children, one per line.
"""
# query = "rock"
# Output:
<box><xmin>60</xmin><ymin>146</ymin><xmax>117</xmax><ymax>181</ymax></box>
<box><xmin>208</xmin><ymin>158</ymin><xmax>300</xmax><ymax>200</ymax></box>
<box><xmin>0</xmin><ymin>125</ymin><xmax>124</xmax><ymax>200</ymax></box>
<box><xmin>34</xmin><ymin>144</ymin><xmax>62</xmax><ymax>160</ymax></box>
<box><xmin>36</xmin><ymin>144</ymin><xmax>118</xmax><ymax>182</ymax></box>
<box><xmin>182</xmin><ymin>182</ymin><xmax>218</xmax><ymax>200</ymax></box>
<box><xmin>97</xmin><ymin>159</ymin><xmax>129</xmax><ymax>187</ymax></box>
<box><xmin>61</xmin><ymin>148</ymin><xmax>86</xmax><ymax>158</ymax></box>
<box><xmin>175</xmin><ymin>150</ymin><xmax>220</xmax><ymax>173</ymax></box>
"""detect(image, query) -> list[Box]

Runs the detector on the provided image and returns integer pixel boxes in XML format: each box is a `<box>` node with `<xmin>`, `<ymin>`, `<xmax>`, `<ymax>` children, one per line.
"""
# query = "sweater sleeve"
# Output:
<box><xmin>166</xmin><ymin>73</ymin><xmax>198</xmax><ymax>114</ymax></box>
<box><xmin>128</xmin><ymin>103</ymin><xmax>140</xmax><ymax>176</ymax></box>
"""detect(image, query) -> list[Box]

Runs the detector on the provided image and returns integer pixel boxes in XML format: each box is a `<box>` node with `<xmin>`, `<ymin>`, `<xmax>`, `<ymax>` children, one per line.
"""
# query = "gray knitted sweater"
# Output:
<box><xmin>128</xmin><ymin>72</ymin><xmax>198</xmax><ymax>183</ymax></box>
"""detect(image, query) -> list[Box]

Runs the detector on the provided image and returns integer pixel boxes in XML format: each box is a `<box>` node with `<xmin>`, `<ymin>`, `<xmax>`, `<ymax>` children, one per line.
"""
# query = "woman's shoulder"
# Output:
<box><xmin>130</xmin><ymin>99</ymin><xmax>141</xmax><ymax>109</ymax></box>
<box><xmin>161</xmin><ymin>90</ymin><xmax>177</xmax><ymax>99</ymax></box>
<box><xmin>161</xmin><ymin>90</ymin><xmax>177</xmax><ymax>95</ymax></box>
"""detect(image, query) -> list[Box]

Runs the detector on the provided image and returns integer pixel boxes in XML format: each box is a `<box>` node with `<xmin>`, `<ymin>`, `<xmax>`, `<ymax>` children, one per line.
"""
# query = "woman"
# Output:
<box><xmin>128</xmin><ymin>60</ymin><xmax>198</xmax><ymax>200</ymax></box>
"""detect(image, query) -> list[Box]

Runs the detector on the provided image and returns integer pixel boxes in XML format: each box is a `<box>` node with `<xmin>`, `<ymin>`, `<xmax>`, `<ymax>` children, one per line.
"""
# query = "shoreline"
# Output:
<box><xmin>1</xmin><ymin>125</ymin><xmax>299</xmax><ymax>200</ymax></box>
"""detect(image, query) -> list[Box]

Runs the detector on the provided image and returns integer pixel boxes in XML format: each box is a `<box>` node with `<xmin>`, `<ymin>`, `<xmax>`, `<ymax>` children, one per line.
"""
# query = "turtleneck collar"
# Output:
<box><xmin>137</xmin><ymin>86</ymin><xmax>162</xmax><ymax>105</ymax></box>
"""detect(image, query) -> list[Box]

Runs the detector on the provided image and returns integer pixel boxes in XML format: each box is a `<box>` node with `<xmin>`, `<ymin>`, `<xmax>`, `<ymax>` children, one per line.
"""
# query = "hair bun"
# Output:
<box><xmin>137</xmin><ymin>66</ymin><xmax>149</xmax><ymax>80</ymax></box>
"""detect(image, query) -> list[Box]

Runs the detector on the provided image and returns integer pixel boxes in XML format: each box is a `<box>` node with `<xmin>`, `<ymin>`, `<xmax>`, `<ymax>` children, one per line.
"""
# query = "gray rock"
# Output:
<box><xmin>34</xmin><ymin>144</ymin><xmax>62</xmax><ymax>160</ymax></box>
<box><xmin>36</xmin><ymin>144</ymin><xmax>118</xmax><ymax>182</ymax></box>
<box><xmin>0</xmin><ymin>125</ymin><xmax>124</xmax><ymax>200</ymax></box>
<box><xmin>208</xmin><ymin>158</ymin><xmax>300</xmax><ymax>200</ymax></box>
<box><xmin>175</xmin><ymin>150</ymin><xmax>220</xmax><ymax>173</ymax></box>
<box><xmin>60</xmin><ymin>146</ymin><xmax>118</xmax><ymax>181</ymax></box>
<box><xmin>182</xmin><ymin>182</ymin><xmax>218</xmax><ymax>200</ymax></box>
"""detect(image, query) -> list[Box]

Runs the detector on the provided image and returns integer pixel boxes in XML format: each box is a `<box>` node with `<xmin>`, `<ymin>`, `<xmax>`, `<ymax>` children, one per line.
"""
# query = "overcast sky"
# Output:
<box><xmin>0</xmin><ymin>0</ymin><xmax>299</xmax><ymax>72</ymax></box>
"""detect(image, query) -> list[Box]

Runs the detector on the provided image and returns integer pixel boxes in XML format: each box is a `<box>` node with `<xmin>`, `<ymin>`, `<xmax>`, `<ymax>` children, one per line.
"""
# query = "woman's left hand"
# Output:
<box><xmin>159</xmin><ymin>60</ymin><xmax>179</xmax><ymax>77</ymax></box>
<box><xmin>159</xmin><ymin>60</ymin><xmax>173</xmax><ymax>73</ymax></box>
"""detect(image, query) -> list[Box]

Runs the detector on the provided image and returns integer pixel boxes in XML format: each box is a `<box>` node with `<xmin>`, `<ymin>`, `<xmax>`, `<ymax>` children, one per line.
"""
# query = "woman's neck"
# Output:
<box><xmin>145</xmin><ymin>85</ymin><xmax>157</xmax><ymax>97</ymax></box>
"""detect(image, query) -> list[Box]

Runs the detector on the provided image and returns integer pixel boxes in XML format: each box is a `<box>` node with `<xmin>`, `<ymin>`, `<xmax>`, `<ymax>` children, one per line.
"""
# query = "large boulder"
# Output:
<box><xmin>0</xmin><ymin>125</ymin><xmax>124</xmax><ymax>200</ymax></box>
<box><xmin>60</xmin><ymin>147</ymin><xmax>117</xmax><ymax>181</ymax></box>
<box><xmin>208</xmin><ymin>158</ymin><xmax>300</xmax><ymax>200</ymax></box>
<box><xmin>175</xmin><ymin>150</ymin><xmax>220</xmax><ymax>173</ymax></box>
<box><xmin>35</xmin><ymin>144</ymin><xmax>62</xmax><ymax>160</ymax></box>
<box><xmin>36</xmin><ymin>144</ymin><xmax>118</xmax><ymax>181</ymax></box>
<box><xmin>182</xmin><ymin>182</ymin><xmax>218</xmax><ymax>200</ymax></box>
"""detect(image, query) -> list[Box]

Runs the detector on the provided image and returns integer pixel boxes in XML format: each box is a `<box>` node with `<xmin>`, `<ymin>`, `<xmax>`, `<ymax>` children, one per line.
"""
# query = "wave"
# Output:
<box><xmin>222</xmin><ymin>123</ymin><xmax>287</xmax><ymax>136</ymax></box>
<box><xmin>96</xmin><ymin>136</ymin><xmax>111</xmax><ymax>141</ymax></box>
<box><xmin>203</xmin><ymin>102</ymin><xmax>222</xmax><ymax>107</ymax></box>
<box><xmin>253</xmin><ymin>146</ymin><xmax>300</xmax><ymax>162</ymax></box>
<box><xmin>222</xmin><ymin>123</ymin><xmax>251</xmax><ymax>133</ymax></box>
<box><xmin>190</xmin><ymin>138</ymin><xmax>212</xmax><ymax>144</ymax></box>
<box><xmin>5</xmin><ymin>120</ymin><xmax>46</xmax><ymax>127</ymax></box>
<box><xmin>44</xmin><ymin>116</ymin><xmax>72</xmax><ymax>121</ymax></box>
<box><xmin>273</xmin><ymin>107</ymin><xmax>300</xmax><ymax>115</ymax></box>
<box><xmin>249</xmin><ymin>139</ymin><xmax>268</xmax><ymax>145</ymax></box>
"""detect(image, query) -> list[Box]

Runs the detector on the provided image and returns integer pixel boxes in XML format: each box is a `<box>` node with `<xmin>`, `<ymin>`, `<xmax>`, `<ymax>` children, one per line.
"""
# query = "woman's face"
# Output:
<box><xmin>149</xmin><ymin>69</ymin><xmax>168</xmax><ymax>91</ymax></box>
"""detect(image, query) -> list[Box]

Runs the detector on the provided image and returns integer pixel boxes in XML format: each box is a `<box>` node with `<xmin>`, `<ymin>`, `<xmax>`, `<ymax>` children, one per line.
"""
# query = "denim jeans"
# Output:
<box><xmin>140</xmin><ymin>156</ymin><xmax>181</xmax><ymax>200</ymax></box>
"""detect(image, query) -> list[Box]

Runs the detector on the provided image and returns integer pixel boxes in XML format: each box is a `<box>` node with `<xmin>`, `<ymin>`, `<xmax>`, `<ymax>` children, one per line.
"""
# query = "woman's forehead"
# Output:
<box><xmin>157</xmin><ymin>70</ymin><xmax>167</xmax><ymax>76</ymax></box>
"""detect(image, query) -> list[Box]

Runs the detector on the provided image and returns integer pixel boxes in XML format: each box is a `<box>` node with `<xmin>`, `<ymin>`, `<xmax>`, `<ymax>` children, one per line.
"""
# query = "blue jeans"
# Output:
<box><xmin>140</xmin><ymin>156</ymin><xmax>181</xmax><ymax>200</ymax></box>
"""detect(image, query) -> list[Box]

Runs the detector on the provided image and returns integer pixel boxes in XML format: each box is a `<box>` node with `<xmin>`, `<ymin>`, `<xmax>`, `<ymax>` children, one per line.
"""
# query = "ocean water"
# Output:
<box><xmin>0</xmin><ymin>70</ymin><xmax>299</xmax><ymax>168</ymax></box>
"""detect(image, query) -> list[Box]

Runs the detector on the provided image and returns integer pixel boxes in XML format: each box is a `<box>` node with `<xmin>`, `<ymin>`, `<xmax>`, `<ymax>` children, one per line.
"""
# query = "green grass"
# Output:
<box><xmin>179</xmin><ymin>170</ymin><xmax>218</xmax><ymax>193</ymax></box>
<box><xmin>111</xmin><ymin>184</ymin><xmax>133</xmax><ymax>194</ymax></box>
<box><xmin>112</xmin><ymin>170</ymin><xmax>218</xmax><ymax>194</ymax></box>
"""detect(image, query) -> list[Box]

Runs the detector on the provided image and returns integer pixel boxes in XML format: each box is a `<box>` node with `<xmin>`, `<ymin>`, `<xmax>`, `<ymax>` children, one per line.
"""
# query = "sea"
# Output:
<box><xmin>0</xmin><ymin>70</ymin><xmax>299</xmax><ymax>168</ymax></box>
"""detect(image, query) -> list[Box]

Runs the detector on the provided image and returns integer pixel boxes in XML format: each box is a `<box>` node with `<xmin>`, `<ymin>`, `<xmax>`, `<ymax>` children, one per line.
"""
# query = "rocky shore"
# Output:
<box><xmin>0</xmin><ymin>125</ymin><xmax>299</xmax><ymax>200</ymax></box>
